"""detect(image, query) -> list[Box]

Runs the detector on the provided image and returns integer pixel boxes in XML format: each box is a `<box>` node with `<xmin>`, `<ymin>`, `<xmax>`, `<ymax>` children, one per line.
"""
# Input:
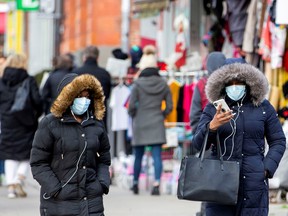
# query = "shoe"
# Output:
<box><xmin>15</xmin><ymin>183</ymin><xmax>27</xmax><ymax>197</ymax></box>
<box><xmin>151</xmin><ymin>185</ymin><xmax>160</xmax><ymax>195</ymax></box>
<box><xmin>131</xmin><ymin>184</ymin><xmax>139</xmax><ymax>195</ymax></box>
<box><xmin>8</xmin><ymin>191</ymin><xmax>17</xmax><ymax>199</ymax></box>
<box><xmin>7</xmin><ymin>185</ymin><xmax>17</xmax><ymax>199</ymax></box>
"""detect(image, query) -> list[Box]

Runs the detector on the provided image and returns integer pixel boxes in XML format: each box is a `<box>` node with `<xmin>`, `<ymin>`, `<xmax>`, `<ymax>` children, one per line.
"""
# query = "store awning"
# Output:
<box><xmin>132</xmin><ymin>0</ymin><xmax>170</xmax><ymax>18</ymax></box>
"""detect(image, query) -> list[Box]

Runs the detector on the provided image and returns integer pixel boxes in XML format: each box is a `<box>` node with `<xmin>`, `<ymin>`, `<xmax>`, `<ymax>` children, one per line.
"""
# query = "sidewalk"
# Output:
<box><xmin>0</xmin><ymin>170</ymin><xmax>286</xmax><ymax>216</ymax></box>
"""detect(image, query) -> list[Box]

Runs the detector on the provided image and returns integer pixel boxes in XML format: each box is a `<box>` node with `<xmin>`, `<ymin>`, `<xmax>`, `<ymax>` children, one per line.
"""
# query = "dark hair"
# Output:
<box><xmin>83</xmin><ymin>46</ymin><xmax>99</xmax><ymax>60</ymax></box>
<box><xmin>55</xmin><ymin>55</ymin><xmax>73</xmax><ymax>70</ymax></box>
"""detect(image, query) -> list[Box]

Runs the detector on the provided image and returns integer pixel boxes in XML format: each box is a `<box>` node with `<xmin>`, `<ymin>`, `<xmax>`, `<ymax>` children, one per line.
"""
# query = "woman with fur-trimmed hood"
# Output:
<box><xmin>30</xmin><ymin>73</ymin><xmax>111</xmax><ymax>216</ymax></box>
<box><xmin>192</xmin><ymin>59</ymin><xmax>286</xmax><ymax>216</ymax></box>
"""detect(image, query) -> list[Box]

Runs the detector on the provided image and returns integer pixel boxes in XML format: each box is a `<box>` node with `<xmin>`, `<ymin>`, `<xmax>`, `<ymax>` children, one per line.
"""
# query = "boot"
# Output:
<box><xmin>15</xmin><ymin>183</ymin><xmax>27</xmax><ymax>197</ymax></box>
<box><xmin>151</xmin><ymin>185</ymin><xmax>160</xmax><ymax>195</ymax></box>
<box><xmin>131</xmin><ymin>184</ymin><xmax>139</xmax><ymax>195</ymax></box>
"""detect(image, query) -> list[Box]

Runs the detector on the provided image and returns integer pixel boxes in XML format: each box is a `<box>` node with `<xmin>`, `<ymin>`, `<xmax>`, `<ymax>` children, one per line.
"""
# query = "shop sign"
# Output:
<box><xmin>133</xmin><ymin>0</ymin><xmax>169</xmax><ymax>18</ymax></box>
<box><xmin>16</xmin><ymin>0</ymin><xmax>39</xmax><ymax>11</ymax></box>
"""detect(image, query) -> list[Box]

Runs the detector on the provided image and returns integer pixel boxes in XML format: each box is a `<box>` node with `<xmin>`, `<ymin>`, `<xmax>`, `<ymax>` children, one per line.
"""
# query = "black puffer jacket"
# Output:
<box><xmin>0</xmin><ymin>67</ymin><xmax>43</xmax><ymax>160</ymax></box>
<box><xmin>30</xmin><ymin>74</ymin><xmax>111</xmax><ymax>216</ymax></box>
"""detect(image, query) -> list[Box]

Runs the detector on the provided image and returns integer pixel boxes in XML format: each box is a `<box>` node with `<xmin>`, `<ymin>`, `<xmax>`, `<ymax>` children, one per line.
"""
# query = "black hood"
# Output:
<box><xmin>2</xmin><ymin>67</ymin><xmax>29</xmax><ymax>87</ymax></box>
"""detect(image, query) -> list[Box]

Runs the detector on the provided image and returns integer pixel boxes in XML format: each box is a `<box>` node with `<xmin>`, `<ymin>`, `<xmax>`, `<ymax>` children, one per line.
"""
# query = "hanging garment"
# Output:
<box><xmin>109</xmin><ymin>84</ymin><xmax>131</xmax><ymax>131</ymax></box>
<box><xmin>166</xmin><ymin>79</ymin><xmax>181</xmax><ymax>122</ymax></box>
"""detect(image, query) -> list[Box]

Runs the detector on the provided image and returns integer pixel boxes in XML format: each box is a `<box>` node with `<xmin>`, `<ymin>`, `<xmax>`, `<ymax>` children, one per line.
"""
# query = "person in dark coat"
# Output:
<box><xmin>41</xmin><ymin>54</ymin><xmax>73</xmax><ymax>115</ymax></box>
<box><xmin>192</xmin><ymin>59</ymin><xmax>286</xmax><ymax>216</ymax></box>
<box><xmin>73</xmin><ymin>46</ymin><xmax>111</xmax><ymax>128</ymax></box>
<box><xmin>30</xmin><ymin>73</ymin><xmax>111</xmax><ymax>216</ymax></box>
<box><xmin>128</xmin><ymin>45</ymin><xmax>173</xmax><ymax>195</ymax></box>
<box><xmin>0</xmin><ymin>54</ymin><xmax>43</xmax><ymax>198</ymax></box>
<box><xmin>189</xmin><ymin>52</ymin><xmax>226</xmax><ymax>216</ymax></box>
<box><xmin>190</xmin><ymin>52</ymin><xmax>226</xmax><ymax>136</ymax></box>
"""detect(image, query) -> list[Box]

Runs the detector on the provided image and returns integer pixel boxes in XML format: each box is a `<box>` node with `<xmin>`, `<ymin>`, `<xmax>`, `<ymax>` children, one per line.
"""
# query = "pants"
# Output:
<box><xmin>0</xmin><ymin>160</ymin><xmax>4</xmax><ymax>174</ymax></box>
<box><xmin>133</xmin><ymin>144</ymin><xmax>162</xmax><ymax>184</ymax></box>
<box><xmin>5</xmin><ymin>160</ymin><xmax>29</xmax><ymax>185</ymax></box>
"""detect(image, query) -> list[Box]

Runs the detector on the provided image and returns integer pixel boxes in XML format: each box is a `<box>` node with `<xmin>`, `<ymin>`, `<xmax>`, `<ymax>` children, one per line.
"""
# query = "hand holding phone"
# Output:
<box><xmin>213</xmin><ymin>99</ymin><xmax>230</xmax><ymax>113</ymax></box>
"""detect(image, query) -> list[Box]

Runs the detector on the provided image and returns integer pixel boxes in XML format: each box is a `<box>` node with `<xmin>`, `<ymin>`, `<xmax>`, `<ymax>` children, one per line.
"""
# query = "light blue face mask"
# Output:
<box><xmin>71</xmin><ymin>97</ymin><xmax>91</xmax><ymax>115</ymax></box>
<box><xmin>225</xmin><ymin>85</ymin><xmax>246</xmax><ymax>101</ymax></box>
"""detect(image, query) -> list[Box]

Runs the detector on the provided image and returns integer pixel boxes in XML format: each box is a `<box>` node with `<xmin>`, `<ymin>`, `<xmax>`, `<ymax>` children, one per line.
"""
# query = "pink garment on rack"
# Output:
<box><xmin>182</xmin><ymin>83</ymin><xmax>195</xmax><ymax>128</ymax></box>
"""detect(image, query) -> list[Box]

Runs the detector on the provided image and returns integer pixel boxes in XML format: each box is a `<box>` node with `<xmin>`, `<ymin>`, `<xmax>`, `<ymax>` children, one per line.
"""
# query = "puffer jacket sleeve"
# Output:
<box><xmin>192</xmin><ymin>103</ymin><xmax>217</xmax><ymax>151</ymax></box>
<box><xmin>96</xmin><ymin>121</ymin><xmax>111</xmax><ymax>194</ymax></box>
<box><xmin>263</xmin><ymin>100</ymin><xmax>286</xmax><ymax>178</ymax></box>
<box><xmin>30</xmin><ymin>116</ymin><xmax>62</xmax><ymax>197</ymax></box>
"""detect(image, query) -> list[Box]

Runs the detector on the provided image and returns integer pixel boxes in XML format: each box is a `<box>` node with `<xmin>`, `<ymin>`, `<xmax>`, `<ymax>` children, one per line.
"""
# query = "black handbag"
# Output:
<box><xmin>177</xmin><ymin>128</ymin><xmax>240</xmax><ymax>205</ymax></box>
<box><xmin>10</xmin><ymin>78</ymin><xmax>30</xmax><ymax>113</ymax></box>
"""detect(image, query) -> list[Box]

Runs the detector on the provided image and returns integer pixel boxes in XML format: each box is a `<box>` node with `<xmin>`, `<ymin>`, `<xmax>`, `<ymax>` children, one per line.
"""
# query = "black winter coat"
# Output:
<box><xmin>31</xmin><ymin>74</ymin><xmax>110</xmax><ymax>216</ymax></box>
<box><xmin>30</xmin><ymin>113</ymin><xmax>111</xmax><ymax>216</ymax></box>
<box><xmin>0</xmin><ymin>67</ymin><xmax>43</xmax><ymax>160</ymax></box>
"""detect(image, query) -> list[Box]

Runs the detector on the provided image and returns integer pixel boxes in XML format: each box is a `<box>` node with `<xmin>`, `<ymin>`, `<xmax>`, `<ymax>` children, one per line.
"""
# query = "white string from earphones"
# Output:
<box><xmin>222</xmin><ymin>94</ymin><xmax>246</xmax><ymax>160</ymax></box>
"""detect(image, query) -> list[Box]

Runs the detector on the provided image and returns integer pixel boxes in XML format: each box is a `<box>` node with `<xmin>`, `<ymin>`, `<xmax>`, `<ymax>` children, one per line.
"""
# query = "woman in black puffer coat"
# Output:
<box><xmin>192</xmin><ymin>59</ymin><xmax>286</xmax><ymax>216</ymax></box>
<box><xmin>30</xmin><ymin>73</ymin><xmax>111</xmax><ymax>216</ymax></box>
<box><xmin>0</xmin><ymin>54</ymin><xmax>43</xmax><ymax>198</ymax></box>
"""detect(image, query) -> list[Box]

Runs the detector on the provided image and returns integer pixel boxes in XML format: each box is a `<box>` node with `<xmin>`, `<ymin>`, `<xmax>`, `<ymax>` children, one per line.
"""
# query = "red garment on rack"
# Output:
<box><xmin>183</xmin><ymin>83</ymin><xmax>195</xmax><ymax>126</ymax></box>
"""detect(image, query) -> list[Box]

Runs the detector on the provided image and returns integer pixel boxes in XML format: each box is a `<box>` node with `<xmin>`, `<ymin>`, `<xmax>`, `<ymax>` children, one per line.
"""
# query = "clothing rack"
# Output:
<box><xmin>159</xmin><ymin>70</ymin><xmax>208</xmax><ymax>77</ymax></box>
<box><xmin>165</xmin><ymin>122</ymin><xmax>190</xmax><ymax>127</ymax></box>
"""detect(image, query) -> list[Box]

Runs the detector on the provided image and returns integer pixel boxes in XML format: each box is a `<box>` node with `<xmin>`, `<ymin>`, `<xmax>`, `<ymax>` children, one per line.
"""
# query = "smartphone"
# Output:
<box><xmin>213</xmin><ymin>99</ymin><xmax>231</xmax><ymax>113</ymax></box>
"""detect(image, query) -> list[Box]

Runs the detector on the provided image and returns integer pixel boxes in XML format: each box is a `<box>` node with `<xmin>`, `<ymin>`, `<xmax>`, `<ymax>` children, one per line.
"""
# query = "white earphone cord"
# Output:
<box><xmin>222</xmin><ymin>94</ymin><xmax>245</xmax><ymax>160</ymax></box>
<box><xmin>43</xmin><ymin>140</ymin><xmax>87</xmax><ymax>200</ymax></box>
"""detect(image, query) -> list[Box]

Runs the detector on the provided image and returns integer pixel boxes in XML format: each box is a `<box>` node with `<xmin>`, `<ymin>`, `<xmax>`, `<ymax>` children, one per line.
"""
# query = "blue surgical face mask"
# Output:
<box><xmin>225</xmin><ymin>85</ymin><xmax>246</xmax><ymax>101</ymax></box>
<box><xmin>70</xmin><ymin>97</ymin><xmax>91</xmax><ymax>115</ymax></box>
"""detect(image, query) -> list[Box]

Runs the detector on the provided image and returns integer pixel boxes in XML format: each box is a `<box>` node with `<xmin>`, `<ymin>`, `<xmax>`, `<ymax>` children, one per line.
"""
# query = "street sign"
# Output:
<box><xmin>16</xmin><ymin>0</ymin><xmax>39</xmax><ymax>11</ymax></box>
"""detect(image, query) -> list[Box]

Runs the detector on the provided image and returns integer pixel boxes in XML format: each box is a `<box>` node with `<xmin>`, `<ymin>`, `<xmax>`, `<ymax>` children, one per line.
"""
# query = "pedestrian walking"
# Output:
<box><xmin>73</xmin><ymin>46</ymin><xmax>112</xmax><ymax>129</ymax></box>
<box><xmin>192</xmin><ymin>59</ymin><xmax>286</xmax><ymax>215</ymax></box>
<box><xmin>189</xmin><ymin>52</ymin><xmax>226</xmax><ymax>216</ymax></box>
<box><xmin>30</xmin><ymin>73</ymin><xmax>111</xmax><ymax>216</ymax></box>
<box><xmin>0</xmin><ymin>53</ymin><xmax>43</xmax><ymax>198</ymax></box>
<box><xmin>41</xmin><ymin>54</ymin><xmax>73</xmax><ymax>115</ymax></box>
<box><xmin>128</xmin><ymin>45</ymin><xmax>173</xmax><ymax>195</ymax></box>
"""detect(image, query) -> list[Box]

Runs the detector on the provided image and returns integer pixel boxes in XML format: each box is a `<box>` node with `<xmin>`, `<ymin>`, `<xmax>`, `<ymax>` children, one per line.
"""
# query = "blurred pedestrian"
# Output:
<box><xmin>128</xmin><ymin>45</ymin><xmax>173</xmax><ymax>195</ymax></box>
<box><xmin>0</xmin><ymin>53</ymin><xmax>43</xmax><ymax>198</ymax></box>
<box><xmin>30</xmin><ymin>73</ymin><xmax>111</xmax><ymax>216</ymax></box>
<box><xmin>41</xmin><ymin>54</ymin><xmax>73</xmax><ymax>115</ymax></box>
<box><xmin>0</xmin><ymin>53</ymin><xmax>6</xmax><ymax>185</ymax></box>
<box><xmin>190</xmin><ymin>52</ymin><xmax>226</xmax><ymax>140</ymax></box>
<box><xmin>192</xmin><ymin>59</ymin><xmax>286</xmax><ymax>215</ymax></box>
<box><xmin>73</xmin><ymin>46</ymin><xmax>111</xmax><ymax>129</ymax></box>
<box><xmin>65</xmin><ymin>52</ymin><xmax>77</xmax><ymax>71</ymax></box>
<box><xmin>189</xmin><ymin>52</ymin><xmax>226</xmax><ymax>216</ymax></box>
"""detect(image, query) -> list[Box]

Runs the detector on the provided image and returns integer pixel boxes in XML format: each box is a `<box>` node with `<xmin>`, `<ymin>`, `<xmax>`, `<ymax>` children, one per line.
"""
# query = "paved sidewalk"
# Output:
<box><xmin>0</xmin><ymin>170</ymin><xmax>286</xmax><ymax>216</ymax></box>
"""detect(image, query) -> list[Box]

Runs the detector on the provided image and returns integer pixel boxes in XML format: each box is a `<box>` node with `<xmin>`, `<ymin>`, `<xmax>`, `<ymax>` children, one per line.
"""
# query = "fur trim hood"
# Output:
<box><xmin>51</xmin><ymin>74</ymin><xmax>105</xmax><ymax>120</ymax></box>
<box><xmin>205</xmin><ymin>63</ymin><xmax>269</xmax><ymax>106</ymax></box>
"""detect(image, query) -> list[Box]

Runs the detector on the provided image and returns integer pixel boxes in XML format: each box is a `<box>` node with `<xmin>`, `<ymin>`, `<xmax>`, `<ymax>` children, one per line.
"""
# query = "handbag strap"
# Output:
<box><xmin>199</xmin><ymin>124</ymin><xmax>224</xmax><ymax>165</ymax></box>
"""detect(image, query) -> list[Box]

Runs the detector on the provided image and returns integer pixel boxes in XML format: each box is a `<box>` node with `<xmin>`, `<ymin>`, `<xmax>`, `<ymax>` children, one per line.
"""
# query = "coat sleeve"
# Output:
<box><xmin>128</xmin><ymin>84</ymin><xmax>139</xmax><ymax>117</ymax></box>
<box><xmin>163</xmin><ymin>86</ymin><xmax>173</xmax><ymax>117</ymax></box>
<box><xmin>263</xmin><ymin>101</ymin><xmax>286</xmax><ymax>178</ymax></box>
<box><xmin>96</xmin><ymin>122</ymin><xmax>111</xmax><ymax>194</ymax></box>
<box><xmin>30</xmin><ymin>116</ymin><xmax>62</xmax><ymax>198</ymax></box>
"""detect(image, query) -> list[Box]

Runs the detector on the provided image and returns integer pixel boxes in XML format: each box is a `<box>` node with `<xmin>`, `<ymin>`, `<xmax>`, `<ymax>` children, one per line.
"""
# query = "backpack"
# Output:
<box><xmin>10</xmin><ymin>78</ymin><xmax>31</xmax><ymax>113</ymax></box>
